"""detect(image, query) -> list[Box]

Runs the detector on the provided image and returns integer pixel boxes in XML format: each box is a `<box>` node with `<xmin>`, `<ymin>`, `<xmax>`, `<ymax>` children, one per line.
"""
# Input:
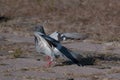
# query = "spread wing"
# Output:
<box><xmin>39</xmin><ymin>33</ymin><xmax>81</xmax><ymax>66</ymax></box>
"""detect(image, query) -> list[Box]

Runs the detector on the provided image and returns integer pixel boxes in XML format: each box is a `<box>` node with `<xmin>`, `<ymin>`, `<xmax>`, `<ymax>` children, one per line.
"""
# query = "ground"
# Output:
<box><xmin>0</xmin><ymin>0</ymin><xmax>120</xmax><ymax>80</ymax></box>
<box><xmin>0</xmin><ymin>33</ymin><xmax>120</xmax><ymax>80</ymax></box>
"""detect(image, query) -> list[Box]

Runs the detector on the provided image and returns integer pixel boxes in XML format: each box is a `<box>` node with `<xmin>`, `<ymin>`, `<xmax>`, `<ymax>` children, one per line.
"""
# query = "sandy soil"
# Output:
<box><xmin>0</xmin><ymin>33</ymin><xmax>120</xmax><ymax>80</ymax></box>
<box><xmin>0</xmin><ymin>1</ymin><xmax>120</xmax><ymax>80</ymax></box>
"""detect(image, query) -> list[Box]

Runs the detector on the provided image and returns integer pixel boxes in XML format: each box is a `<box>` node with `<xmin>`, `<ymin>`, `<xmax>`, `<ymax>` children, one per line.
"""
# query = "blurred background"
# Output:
<box><xmin>0</xmin><ymin>0</ymin><xmax>120</xmax><ymax>42</ymax></box>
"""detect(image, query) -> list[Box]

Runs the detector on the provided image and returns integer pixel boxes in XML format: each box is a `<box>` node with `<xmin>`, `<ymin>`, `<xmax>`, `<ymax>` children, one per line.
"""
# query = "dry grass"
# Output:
<box><xmin>12</xmin><ymin>48</ymin><xmax>23</xmax><ymax>58</ymax></box>
<box><xmin>0</xmin><ymin>0</ymin><xmax>120</xmax><ymax>41</ymax></box>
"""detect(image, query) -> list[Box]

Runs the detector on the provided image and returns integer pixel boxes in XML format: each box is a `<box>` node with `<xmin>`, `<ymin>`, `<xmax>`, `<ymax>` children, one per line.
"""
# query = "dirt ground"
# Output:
<box><xmin>0</xmin><ymin>33</ymin><xmax>120</xmax><ymax>80</ymax></box>
<box><xmin>0</xmin><ymin>0</ymin><xmax>120</xmax><ymax>41</ymax></box>
<box><xmin>0</xmin><ymin>0</ymin><xmax>120</xmax><ymax>80</ymax></box>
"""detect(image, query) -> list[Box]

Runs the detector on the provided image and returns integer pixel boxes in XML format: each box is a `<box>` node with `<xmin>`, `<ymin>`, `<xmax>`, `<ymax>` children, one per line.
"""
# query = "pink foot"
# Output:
<box><xmin>45</xmin><ymin>56</ymin><xmax>51</xmax><ymax>61</ymax></box>
<box><xmin>44</xmin><ymin>56</ymin><xmax>53</xmax><ymax>67</ymax></box>
<box><xmin>48</xmin><ymin>61</ymin><xmax>52</xmax><ymax>67</ymax></box>
<box><xmin>44</xmin><ymin>61</ymin><xmax>52</xmax><ymax>67</ymax></box>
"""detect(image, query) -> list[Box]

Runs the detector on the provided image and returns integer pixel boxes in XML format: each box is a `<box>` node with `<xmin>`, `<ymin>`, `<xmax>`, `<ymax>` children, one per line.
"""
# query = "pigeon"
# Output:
<box><xmin>34</xmin><ymin>25</ymin><xmax>82</xmax><ymax>66</ymax></box>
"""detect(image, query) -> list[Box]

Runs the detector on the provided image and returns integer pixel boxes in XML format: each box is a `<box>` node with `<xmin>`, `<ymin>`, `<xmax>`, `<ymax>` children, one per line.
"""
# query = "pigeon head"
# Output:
<box><xmin>34</xmin><ymin>25</ymin><xmax>46</xmax><ymax>35</ymax></box>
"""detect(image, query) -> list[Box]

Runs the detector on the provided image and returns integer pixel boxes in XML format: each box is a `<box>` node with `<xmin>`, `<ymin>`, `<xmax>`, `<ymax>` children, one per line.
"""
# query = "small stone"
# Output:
<box><xmin>8</xmin><ymin>50</ymin><xmax>14</xmax><ymax>53</ymax></box>
<box><xmin>36</xmin><ymin>59</ymin><xmax>41</xmax><ymax>61</ymax></box>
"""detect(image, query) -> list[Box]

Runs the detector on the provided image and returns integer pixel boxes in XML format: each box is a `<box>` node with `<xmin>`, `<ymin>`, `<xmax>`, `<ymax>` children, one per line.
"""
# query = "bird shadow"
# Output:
<box><xmin>55</xmin><ymin>57</ymin><xmax>95</xmax><ymax>67</ymax></box>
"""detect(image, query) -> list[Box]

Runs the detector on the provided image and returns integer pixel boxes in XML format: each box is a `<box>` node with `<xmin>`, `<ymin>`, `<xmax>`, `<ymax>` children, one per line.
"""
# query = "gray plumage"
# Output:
<box><xmin>34</xmin><ymin>25</ymin><xmax>82</xmax><ymax>66</ymax></box>
<box><xmin>34</xmin><ymin>25</ymin><xmax>64</xmax><ymax>66</ymax></box>
<box><xmin>49</xmin><ymin>31</ymin><xmax>66</xmax><ymax>42</ymax></box>
<box><xmin>34</xmin><ymin>25</ymin><xmax>46</xmax><ymax>35</ymax></box>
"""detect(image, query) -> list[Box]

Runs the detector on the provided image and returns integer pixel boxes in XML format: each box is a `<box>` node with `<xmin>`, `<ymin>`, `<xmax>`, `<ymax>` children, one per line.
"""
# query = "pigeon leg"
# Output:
<box><xmin>47</xmin><ymin>57</ymin><xmax>54</xmax><ymax>67</ymax></box>
<box><xmin>45</xmin><ymin>55</ymin><xmax>51</xmax><ymax>61</ymax></box>
<box><xmin>44</xmin><ymin>56</ymin><xmax>53</xmax><ymax>67</ymax></box>
<box><xmin>48</xmin><ymin>61</ymin><xmax>52</xmax><ymax>67</ymax></box>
